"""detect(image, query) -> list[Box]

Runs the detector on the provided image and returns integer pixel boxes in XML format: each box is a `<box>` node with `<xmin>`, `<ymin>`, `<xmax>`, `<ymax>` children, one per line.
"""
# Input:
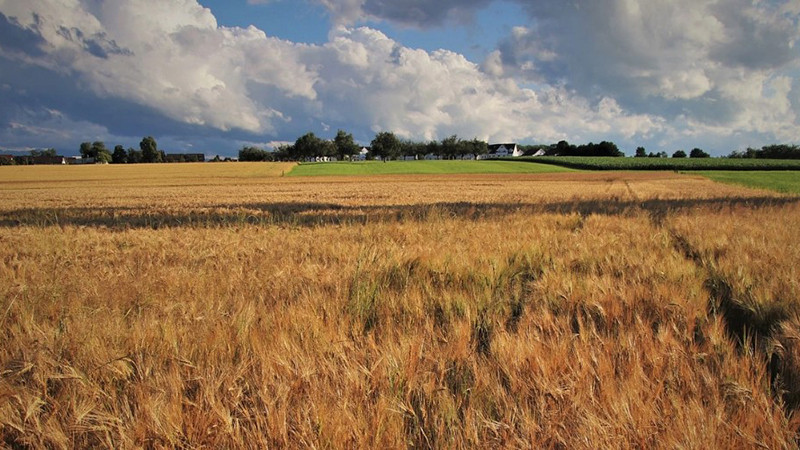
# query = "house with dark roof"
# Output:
<box><xmin>66</xmin><ymin>156</ymin><xmax>94</xmax><ymax>164</ymax></box>
<box><xmin>479</xmin><ymin>143</ymin><xmax>523</xmax><ymax>159</ymax></box>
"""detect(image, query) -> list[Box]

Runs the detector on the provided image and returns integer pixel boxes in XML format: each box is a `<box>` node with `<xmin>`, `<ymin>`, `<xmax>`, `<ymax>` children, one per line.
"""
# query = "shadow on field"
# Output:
<box><xmin>0</xmin><ymin>196</ymin><xmax>798</xmax><ymax>230</ymax></box>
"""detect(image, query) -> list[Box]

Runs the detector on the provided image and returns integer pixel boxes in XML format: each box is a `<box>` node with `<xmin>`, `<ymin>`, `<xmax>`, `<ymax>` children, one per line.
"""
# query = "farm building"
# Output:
<box><xmin>65</xmin><ymin>157</ymin><xmax>94</xmax><ymax>165</ymax></box>
<box><xmin>480</xmin><ymin>143</ymin><xmax>523</xmax><ymax>159</ymax></box>
<box><xmin>305</xmin><ymin>156</ymin><xmax>338</xmax><ymax>162</ymax></box>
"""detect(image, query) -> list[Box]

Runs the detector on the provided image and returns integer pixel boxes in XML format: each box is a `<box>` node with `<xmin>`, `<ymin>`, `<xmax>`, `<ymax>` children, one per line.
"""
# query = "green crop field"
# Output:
<box><xmin>523</xmin><ymin>156</ymin><xmax>800</xmax><ymax>171</ymax></box>
<box><xmin>287</xmin><ymin>160</ymin><xmax>576</xmax><ymax>176</ymax></box>
<box><xmin>697</xmin><ymin>171</ymin><xmax>800</xmax><ymax>194</ymax></box>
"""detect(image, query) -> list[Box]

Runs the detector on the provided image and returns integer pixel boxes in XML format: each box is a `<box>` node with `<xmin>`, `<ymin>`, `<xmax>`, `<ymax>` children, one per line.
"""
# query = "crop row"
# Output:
<box><xmin>523</xmin><ymin>156</ymin><xmax>800</xmax><ymax>171</ymax></box>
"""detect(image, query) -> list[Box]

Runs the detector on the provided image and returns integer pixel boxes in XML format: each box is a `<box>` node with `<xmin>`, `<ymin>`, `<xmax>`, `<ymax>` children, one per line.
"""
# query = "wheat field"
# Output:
<box><xmin>1</xmin><ymin>163</ymin><xmax>799</xmax><ymax>448</ymax></box>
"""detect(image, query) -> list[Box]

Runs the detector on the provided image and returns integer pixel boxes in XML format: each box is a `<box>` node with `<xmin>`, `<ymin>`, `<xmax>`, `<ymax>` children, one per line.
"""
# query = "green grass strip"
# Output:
<box><xmin>286</xmin><ymin>160</ymin><xmax>577</xmax><ymax>176</ymax></box>
<box><xmin>697</xmin><ymin>171</ymin><xmax>800</xmax><ymax>194</ymax></box>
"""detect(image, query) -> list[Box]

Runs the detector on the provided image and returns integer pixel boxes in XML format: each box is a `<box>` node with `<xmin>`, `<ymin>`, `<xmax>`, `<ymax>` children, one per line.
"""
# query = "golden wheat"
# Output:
<box><xmin>1</xmin><ymin>164</ymin><xmax>798</xmax><ymax>447</ymax></box>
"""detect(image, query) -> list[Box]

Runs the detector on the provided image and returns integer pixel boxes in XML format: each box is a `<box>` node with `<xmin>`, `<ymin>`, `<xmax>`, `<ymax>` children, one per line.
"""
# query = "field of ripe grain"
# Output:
<box><xmin>1</xmin><ymin>164</ymin><xmax>799</xmax><ymax>447</ymax></box>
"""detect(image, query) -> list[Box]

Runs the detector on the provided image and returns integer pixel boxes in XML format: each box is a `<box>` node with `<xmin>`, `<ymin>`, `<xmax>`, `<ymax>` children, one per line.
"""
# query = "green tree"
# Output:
<box><xmin>79</xmin><ymin>141</ymin><xmax>111</xmax><ymax>163</ymax></box>
<box><xmin>92</xmin><ymin>141</ymin><xmax>112</xmax><ymax>163</ymax></box>
<box><xmin>635</xmin><ymin>147</ymin><xmax>647</xmax><ymax>157</ymax></box>
<box><xmin>127</xmin><ymin>148</ymin><xmax>143</xmax><ymax>163</ymax></box>
<box><xmin>672</xmin><ymin>150</ymin><xmax>687</xmax><ymax>158</ymax></box>
<box><xmin>333</xmin><ymin>130</ymin><xmax>359</xmax><ymax>159</ymax></box>
<box><xmin>469</xmin><ymin>138</ymin><xmax>488</xmax><ymax>157</ymax></box>
<box><xmin>554</xmin><ymin>140</ymin><xmax>574</xmax><ymax>156</ymax></box>
<box><xmin>370</xmin><ymin>131</ymin><xmax>400</xmax><ymax>160</ymax></box>
<box><xmin>273</xmin><ymin>144</ymin><xmax>293</xmax><ymax>161</ymax></box>
<box><xmin>79</xmin><ymin>142</ymin><xmax>92</xmax><ymax>159</ymax></box>
<box><xmin>399</xmin><ymin>140</ymin><xmax>426</xmax><ymax>159</ymax></box>
<box><xmin>293</xmin><ymin>132</ymin><xmax>324</xmax><ymax>160</ymax></box>
<box><xmin>140</xmin><ymin>136</ymin><xmax>161</xmax><ymax>163</ymax></box>
<box><xmin>425</xmin><ymin>140</ymin><xmax>441</xmax><ymax>158</ymax></box>
<box><xmin>91</xmin><ymin>141</ymin><xmax>107</xmax><ymax>155</ymax></box>
<box><xmin>31</xmin><ymin>148</ymin><xmax>57</xmax><ymax>157</ymax></box>
<box><xmin>440</xmin><ymin>135</ymin><xmax>459</xmax><ymax>159</ymax></box>
<box><xmin>760</xmin><ymin>144</ymin><xmax>800</xmax><ymax>159</ymax></box>
<box><xmin>112</xmin><ymin>145</ymin><xmax>127</xmax><ymax>164</ymax></box>
<box><xmin>596</xmin><ymin>141</ymin><xmax>623</xmax><ymax>157</ymax></box>
<box><xmin>320</xmin><ymin>139</ymin><xmax>337</xmax><ymax>158</ymax></box>
<box><xmin>239</xmin><ymin>146</ymin><xmax>271</xmax><ymax>161</ymax></box>
<box><xmin>690</xmin><ymin>148</ymin><xmax>710</xmax><ymax>158</ymax></box>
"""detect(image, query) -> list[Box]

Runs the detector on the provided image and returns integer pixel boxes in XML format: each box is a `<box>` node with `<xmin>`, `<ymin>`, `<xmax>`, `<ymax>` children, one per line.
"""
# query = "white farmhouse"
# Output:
<box><xmin>478</xmin><ymin>143</ymin><xmax>523</xmax><ymax>159</ymax></box>
<box><xmin>491</xmin><ymin>143</ymin><xmax>523</xmax><ymax>157</ymax></box>
<box><xmin>355</xmin><ymin>147</ymin><xmax>369</xmax><ymax>161</ymax></box>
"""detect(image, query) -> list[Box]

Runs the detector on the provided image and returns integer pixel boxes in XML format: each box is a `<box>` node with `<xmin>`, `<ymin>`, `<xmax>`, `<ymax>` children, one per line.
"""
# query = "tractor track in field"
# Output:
<box><xmin>653</xmin><ymin>206</ymin><xmax>800</xmax><ymax>419</ymax></box>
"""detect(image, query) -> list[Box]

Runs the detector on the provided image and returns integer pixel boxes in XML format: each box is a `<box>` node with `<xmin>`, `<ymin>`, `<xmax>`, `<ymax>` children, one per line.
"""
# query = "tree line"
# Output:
<box><xmin>633</xmin><ymin>147</ymin><xmax>710</xmax><ymax>158</ymax></box>
<box><xmin>240</xmin><ymin>133</ymin><xmax>634</xmax><ymax>161</ymax></box>
<box><xmin>73</xmin><ymin>137</ymin><xmax>198</xmax><ymax>163</ymax></box>
<box><xmin>16</xmin><ymin>137</ymin><xmax>171</xmax><ymax>164</ymax></box>
<box><xmin>0</xmin><ymin>137</ymin><xmax>184</xmax><ymax>165</ymax></box>
<box><xmin>237</xmin><ymin>129</ymin><xmax>800</xmax><ymax>163</ymax></box>
<box><xmin>2</xmin><ymin>148</ymin><xmax>61</xmax><ymax>165</ymax></box>
<box><xmin>728</xmin><ymin>144</ymin><xmax>800</xmax><ymax>159</ymax></box>
<box><xmin>239</xmin><ymin>130</ymin><xmax>492</xmax><ymax>162</ymax></box>
<box><xmin>90</xmin><ymin>137</ymin><xmax>164</xmax><ymax>164</ymax></box>
<box><xmin>545</xmin><ymin>140</ymin><xmax>624</xmax><ymax>157</ymax></box>
<box><xmin>3</xmin><ymin>132</ymin><xmax>797</xmax><ymax>166</ymax></box>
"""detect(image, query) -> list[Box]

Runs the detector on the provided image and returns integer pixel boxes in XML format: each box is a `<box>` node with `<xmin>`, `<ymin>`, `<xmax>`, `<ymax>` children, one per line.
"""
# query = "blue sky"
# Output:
<box><xmin>0</xmin><ymin>0</ymin><xmax>798</xmax><ymax>157</ymax></box>
<box><xmin>199</xmin><ymin>0</ymin><xmax>331</xmax><ymax>45</ymax></box>
<box><xmin>198</xmin><ymin>0</ymin><xmax>528</xmax><ymax>62</ymax></box>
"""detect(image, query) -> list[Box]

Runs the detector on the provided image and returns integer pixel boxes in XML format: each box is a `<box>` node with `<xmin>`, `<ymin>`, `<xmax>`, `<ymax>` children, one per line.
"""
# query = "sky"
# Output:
<box><xmin>0</xmin><ymin>0</ymin><xmax>798</xmax><ymax>157</ymax></box>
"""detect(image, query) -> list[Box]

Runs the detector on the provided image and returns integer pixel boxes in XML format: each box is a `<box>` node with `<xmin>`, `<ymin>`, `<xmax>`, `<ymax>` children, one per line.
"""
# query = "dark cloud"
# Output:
<box><xmin>0</xmin><ymin>53</ymin><xmax>264</xmax><ymax>154</ymax></box>
<box><xmin>0</xmin><ymin>13</ymin><xmax>46</xmax><ymax>57</ymax></box>
<box><xmin>709</xmin><ymin>2</ymin><xmax>798</xmax><ymax>70</ymax></box>
<box><xmin>0</xmin><ymin>56</ymin><xmax>172</xmax><ymax>136</ymax></box>
<box><xmin>56</xmin><ymin>26</ymin><xmax>133</xmax><ymax>59</ymax></box>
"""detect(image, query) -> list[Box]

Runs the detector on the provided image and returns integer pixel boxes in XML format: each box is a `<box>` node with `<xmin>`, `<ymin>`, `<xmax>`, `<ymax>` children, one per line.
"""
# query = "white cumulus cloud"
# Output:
<box><xmin>491</xmin><ymin>0</ymin><xmax>800</xmax><ymax>141</ymax></box>
<box><xmin>1</xmin><ymin>0</ymin><xmax>796</xmax><ymax>156</ymax></box>
<box><xmin>0</xmin><ymin>0</ymin><xmax>315</xmax><ymax>134</ymax></box>
<box><xmin>0</xmin><ymin>0</ymin><xmax>665</xmax><ymax>150</ymax></box>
